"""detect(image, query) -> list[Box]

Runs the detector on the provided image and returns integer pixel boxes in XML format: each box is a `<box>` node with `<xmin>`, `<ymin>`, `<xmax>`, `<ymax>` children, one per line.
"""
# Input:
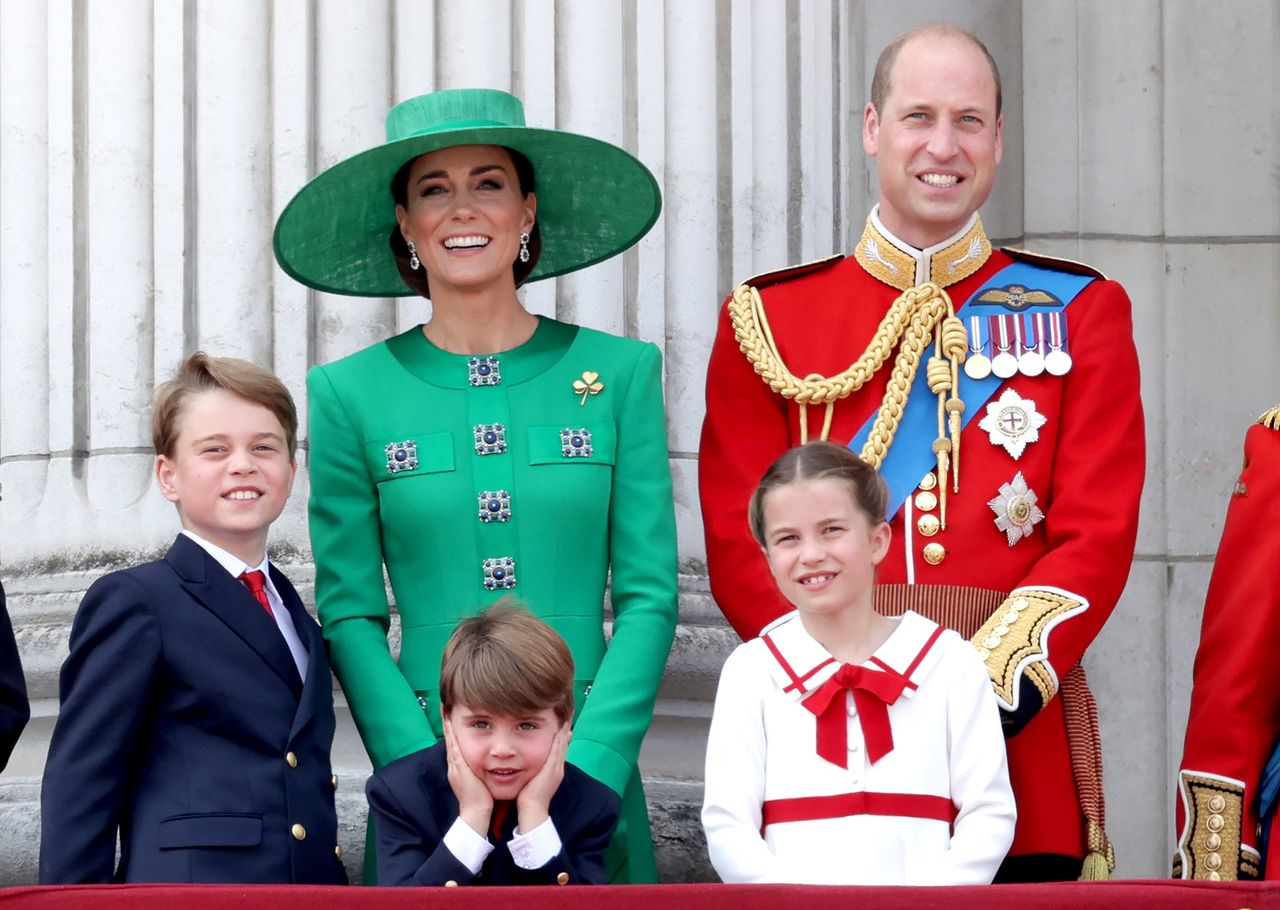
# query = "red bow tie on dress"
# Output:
<box><xmin>802</xmin><ymin>664</ymin><xmax>911</xmax><ymax>767</ymax></box>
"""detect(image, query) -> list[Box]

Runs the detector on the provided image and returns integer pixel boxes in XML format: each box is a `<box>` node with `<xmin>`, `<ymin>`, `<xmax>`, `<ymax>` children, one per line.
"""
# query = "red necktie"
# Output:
<box><xmin>802</xmin><ymin>664</ymin><xmax>910</xmax><ymax>768</ymax></box>
<box><xmin>240</xmin><ymin>570</ymin><xmax>274</xmax><ymax>618</ymax></box>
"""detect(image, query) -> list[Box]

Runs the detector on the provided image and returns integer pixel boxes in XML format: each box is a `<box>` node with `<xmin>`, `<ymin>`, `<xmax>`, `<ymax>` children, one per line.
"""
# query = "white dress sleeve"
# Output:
<box><xmin>920</xmin><ymin>638</ymin><xmax>1017</xmax><ymax>884</ymax></box>
<box><xmin>701</xmin><ymin>644</ymin><xmax>795</xmax><ymax>883</ymax></box>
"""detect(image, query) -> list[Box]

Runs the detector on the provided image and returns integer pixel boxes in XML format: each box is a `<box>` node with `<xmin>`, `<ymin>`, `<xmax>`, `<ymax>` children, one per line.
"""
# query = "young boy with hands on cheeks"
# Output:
<box><xmin>366</xmin><ymin>602</ymin><xmax>619</xmax><ymax>886</ymax></box>
<box><xmin>701</xmin><ymin>441</ymin><xmax>1015</xmax><ymax>885</ymax></box>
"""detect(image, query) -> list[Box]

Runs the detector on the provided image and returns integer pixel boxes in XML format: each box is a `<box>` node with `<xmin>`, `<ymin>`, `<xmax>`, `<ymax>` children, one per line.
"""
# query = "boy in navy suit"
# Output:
<box><xmin>367</xmin><ymin>602</ymin><xmax>619</xmax><ymax>886</ymax></box>
<box><xmin>39</xmin><ymin>353</ymin><xmax>346</xmax><ymax>884</ymax></box>
<box><xmin>0</xmin><ymin>580</ymin><xmax>30</xmax><ymax>772</ymax></box>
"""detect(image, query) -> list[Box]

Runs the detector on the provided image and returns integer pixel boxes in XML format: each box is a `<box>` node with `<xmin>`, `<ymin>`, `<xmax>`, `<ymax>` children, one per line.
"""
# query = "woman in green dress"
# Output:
<box><xmin>273</xmin><ymin>89</ymin><xmax>677</xmax><ymax>883</ymax></box>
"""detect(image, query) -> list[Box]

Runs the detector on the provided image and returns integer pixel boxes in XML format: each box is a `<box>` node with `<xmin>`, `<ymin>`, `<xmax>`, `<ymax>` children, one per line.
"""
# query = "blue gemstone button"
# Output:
<box><xmin>384</xmin><ymin>440</ymin><xmax>419</xmax><ymax>474</ymax></box>
<box><xmin>482</xmin><ymin>557</ymin><xmax>516</xmax><ymax>590</ymax></box>
<box><xmin>560</xmin><ymin>427</ymin><xmax>593</xmax><ymax>458</ymax></box>
<box><xmin>478</xmin><ymin>490</ymin><xmax>512</xmax><ymax>523</ymax></box>
<box><xmin>468</xmin><ymin>356</ymin><xmax>502</xmax><ymax>387</ymax></box>
<box><xmin>474</xmin><ymin>424</ymin><xmax>507</xmax><ymax>456</ymax></box>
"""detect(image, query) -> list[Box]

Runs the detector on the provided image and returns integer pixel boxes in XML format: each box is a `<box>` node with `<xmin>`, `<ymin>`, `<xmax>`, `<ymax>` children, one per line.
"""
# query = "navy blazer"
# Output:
<box><xmin>0</xmin><ymin>580</ymin><xmax>30</xmax><ymax>771</ymax></box>
<box><xmin>367</xmin><ymin>741</ymin><xmax>619</xmax><ymax>886</ymax></box>
<box><xmin>39</xmin><ymin>535</ymin><xmax>347</xmax><ymax>884</ymax></box>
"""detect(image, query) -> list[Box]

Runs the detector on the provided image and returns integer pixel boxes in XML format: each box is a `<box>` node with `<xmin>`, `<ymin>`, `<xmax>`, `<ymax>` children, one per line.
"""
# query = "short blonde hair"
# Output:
<box><xmin>440</xmin><ymin>600</ymin><xmax>575</xmax><ymax>724</ymax></box>
<box><xmin>152</xmin><ymin>352</ymin><xmax>298</xmax><ymax>459</ymax></box>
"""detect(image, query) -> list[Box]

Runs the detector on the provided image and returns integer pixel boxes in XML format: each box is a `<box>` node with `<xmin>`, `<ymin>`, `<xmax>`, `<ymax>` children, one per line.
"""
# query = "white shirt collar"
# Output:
<box><xmin>180</xmin><ymin>529</ymin><xmax>271</xmax><ymax>581</ymax></box>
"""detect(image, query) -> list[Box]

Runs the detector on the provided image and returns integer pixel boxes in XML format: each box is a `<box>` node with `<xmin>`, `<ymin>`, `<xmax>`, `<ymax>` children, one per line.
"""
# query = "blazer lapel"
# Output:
<box><xmin>272</xmin><ymin>567</ymin><xmax>325</xmax><ymax>739</ymax></box>
<box><xmin>165</xmin><ymin>536</ymin><xmax>303</xmax><ymax>699</ymax></box>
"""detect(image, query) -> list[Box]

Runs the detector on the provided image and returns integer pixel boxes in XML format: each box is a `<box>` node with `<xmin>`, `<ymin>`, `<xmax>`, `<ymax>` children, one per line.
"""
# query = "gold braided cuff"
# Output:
<box><xmin>1176</xmin><ymin>771</ymin><xmax>1257</xmax><ymax>880</ymax></box>
<box><xmin>969</xmin><ymin>586</ymin><xmax>1088</xmax><ymax>711</ymax></box>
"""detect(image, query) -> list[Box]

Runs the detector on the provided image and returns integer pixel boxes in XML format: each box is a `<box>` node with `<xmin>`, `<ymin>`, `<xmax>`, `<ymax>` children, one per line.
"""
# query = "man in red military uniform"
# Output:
<box><xmin>699</xmin><ymin>23</ymin><xmax>1144</xmax><ymax>882</ymax></box>
<box><xmin>1175</xmin><ymin>406</ymin><xmax>1280</xmax><ymax>881</ymax></box>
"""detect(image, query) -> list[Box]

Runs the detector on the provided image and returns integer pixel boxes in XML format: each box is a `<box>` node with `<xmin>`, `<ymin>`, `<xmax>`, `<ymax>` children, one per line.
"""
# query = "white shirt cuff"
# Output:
<box><xmin>508</xmin><ymin>817</ymin><xmax>563</xmax><ymax>870</ymax></box>
<box><xmin>443</xmin><ymin>817</ymin><xmax>494</xmax><ymax>875</ymax></box>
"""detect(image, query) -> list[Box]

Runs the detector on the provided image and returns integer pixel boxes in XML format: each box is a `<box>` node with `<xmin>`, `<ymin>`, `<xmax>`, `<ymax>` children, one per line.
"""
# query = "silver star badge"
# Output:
<box><xmin>988</xmin><ymin>471</ymin><xmax>1045</xmax><ymax>546</ymax></box>
<box><xmin>979</xmin><ymin>388</ymin><xmax>1047</xmax><ymax>460</ymax></box>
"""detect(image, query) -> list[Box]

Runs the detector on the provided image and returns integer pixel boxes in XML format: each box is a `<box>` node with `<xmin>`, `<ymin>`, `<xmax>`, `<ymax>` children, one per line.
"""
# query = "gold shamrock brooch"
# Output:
<box><xmin>573</xmin><ymin>371</ymin><xmax>604</xmax><ymax>406</ymax></box>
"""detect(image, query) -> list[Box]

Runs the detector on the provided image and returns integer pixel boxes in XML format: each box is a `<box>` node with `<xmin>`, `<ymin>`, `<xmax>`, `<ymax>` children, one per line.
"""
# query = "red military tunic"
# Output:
<box><xmin>699</xmin><ymin>210</ymin><xmax>1145</xmax><ymax>861</ymax></box>
<box><xmin>1175</xmin><ymin>407</ymin><xmax>1280</xmax><ymax>881</ymax></box>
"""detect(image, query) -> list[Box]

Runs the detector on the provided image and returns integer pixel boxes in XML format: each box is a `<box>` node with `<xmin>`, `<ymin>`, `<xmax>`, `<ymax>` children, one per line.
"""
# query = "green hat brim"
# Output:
<box><xmin>273</xmin><ymin>125</ymin><xmax>661</xmax><ymax>297</ymax></box>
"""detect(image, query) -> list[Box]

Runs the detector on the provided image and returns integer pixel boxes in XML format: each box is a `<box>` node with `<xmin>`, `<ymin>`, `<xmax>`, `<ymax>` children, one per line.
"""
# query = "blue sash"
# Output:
<box><xmin>1257</xmin><ymin>737</ymin><xmax>1280</xmax><ymax>875</ymax></box>
<box><xmin>849</xmin><ymin>261</ymin><xmax>1096</xmax><ymax>519</ymax></box>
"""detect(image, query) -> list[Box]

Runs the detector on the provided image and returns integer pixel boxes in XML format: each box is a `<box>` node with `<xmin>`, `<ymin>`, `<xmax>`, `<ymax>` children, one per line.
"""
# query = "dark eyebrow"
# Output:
<box><xmin>415</xmin><ymin>164</ymin><xmax>509</xmax><ymax>185</ymax></box>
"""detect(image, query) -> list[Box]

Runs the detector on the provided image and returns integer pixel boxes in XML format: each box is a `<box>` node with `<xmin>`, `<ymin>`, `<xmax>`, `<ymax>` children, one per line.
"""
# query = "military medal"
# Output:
<box><xmin>978</xmin><ymin>388</ymin><xmax>1047</xmax><ymax>459</ymax></box>
<box><xmin>963</xmin><ymin>315</ymin><xmax>992</xmax><ymax>380</ymax></box>
<box><xmin>1044</xmin><ymin>312</ymin><xmax>1072</xmax><ymax>376</ymax></box>
<box><xmin>987</xmin><ymin>471</ymin><xmax>1045</xmax><ymax>545</ymax></box>
<box><xmin>991</xmin><ymin>315</ymin><xmax>1018</xmax><ymax>378</ymax></box>
<box><xmin>1017</xmin><ymin>313</ymin><xmax>1045</xmax><ymax>377</ymax></box>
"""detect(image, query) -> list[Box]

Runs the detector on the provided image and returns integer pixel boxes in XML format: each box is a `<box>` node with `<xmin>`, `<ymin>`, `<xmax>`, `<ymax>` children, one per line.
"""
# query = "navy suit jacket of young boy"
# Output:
<box><xmin>0</xmin><ymin>581</ymin><xmax>30</xmax><ymax>773</ymax></box>
<box><xmin>367</xmin><ymin>740</ymin><xmax>620</xmax><ymax>886</ymax></box>
<box><xmin>39</xmin><ymin>534</ymin><xmax>347</xmax><ymax>884</ymax></box>
<box><xmin>0</xmin><ymin>580</ymin><xmax>30</xmax><ymax>771</ymax></box>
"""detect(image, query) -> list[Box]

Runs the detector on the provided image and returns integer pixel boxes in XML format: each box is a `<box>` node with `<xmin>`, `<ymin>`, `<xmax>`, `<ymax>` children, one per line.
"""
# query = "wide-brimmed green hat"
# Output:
<box><xmin>273</xmin><ymin>88</ymin><xmax>661</xmax><ymax>297</ymax></box>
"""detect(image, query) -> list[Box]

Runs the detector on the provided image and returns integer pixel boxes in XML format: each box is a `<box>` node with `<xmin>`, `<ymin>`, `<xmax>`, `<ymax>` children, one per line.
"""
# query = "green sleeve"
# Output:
<box><xmin>565</xmin><ymin>342</ymin><xmax>678</xmax><ymax>794</ymax></box>
<box><xmin>307</xmin><ymin>365</ymin><xmax>436</xmax><ymax>769</ymax></box>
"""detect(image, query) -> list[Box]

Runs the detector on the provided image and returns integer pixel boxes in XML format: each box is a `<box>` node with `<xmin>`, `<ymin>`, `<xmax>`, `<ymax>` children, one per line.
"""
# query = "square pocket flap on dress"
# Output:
<box><xmin>367</xmin><ymin>432</ymin><xmax>454</xmax><ymax>481</ymax></box>
<box><xmin>526</xmin><ymin>423</ymin><xmax>617</xmax><ymax>466</ymax></box>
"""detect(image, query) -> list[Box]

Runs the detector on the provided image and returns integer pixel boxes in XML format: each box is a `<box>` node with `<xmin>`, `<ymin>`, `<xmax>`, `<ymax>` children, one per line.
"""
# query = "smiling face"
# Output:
<box><xmin>394</xmin><ymin>144</ymin><xmax>537</xmax><ymax>298</ymax></box>
<box><xmin>761</xmin><ymin>477</ymin><xmax>892</xmax><ymax>621</ymax></box>
<box><xmin>447</xmin><ymin>704</ymin><xmax>564</xmax><ymax>802</ymax></box>
<box><xmin>863</xmin><ymin>33</ymin><xmax>1003</xmax><ymax>248</ymax></box>
<box><xmin>155</xmin><ymin>388</ymin><xmax>296</xmax><ymax>565</ymax></box>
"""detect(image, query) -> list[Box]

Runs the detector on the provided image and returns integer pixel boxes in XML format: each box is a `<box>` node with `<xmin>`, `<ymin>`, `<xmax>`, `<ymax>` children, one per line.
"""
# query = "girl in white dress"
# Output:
<box><xmin>702</xmin><ymin>441</ymin><xmax>1015</xmax><ymax>884</ymax></box>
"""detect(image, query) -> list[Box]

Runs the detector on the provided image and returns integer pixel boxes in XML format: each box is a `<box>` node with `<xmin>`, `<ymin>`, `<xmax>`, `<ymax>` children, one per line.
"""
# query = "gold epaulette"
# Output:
<box><xmin>1257</xmin><ymin>405</ymin><xmax>1280</xmax><ymax>431</ymax></box>
<box><xmin>736</xmin><ymin>253</ymin><xmax>845</xmax><ymax>292</ymax></box>
<box><xmin>1001</xmin><ymin>246</ymin><xmax>1108</xmax><ymax>281</ymax></box>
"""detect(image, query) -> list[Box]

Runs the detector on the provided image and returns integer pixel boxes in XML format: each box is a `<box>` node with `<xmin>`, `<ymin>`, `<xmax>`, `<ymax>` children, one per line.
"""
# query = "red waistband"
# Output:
<box><xmin>762</xmin><ymin>791</ymin><xmax>958</xmax><ymax>828</ymax></box>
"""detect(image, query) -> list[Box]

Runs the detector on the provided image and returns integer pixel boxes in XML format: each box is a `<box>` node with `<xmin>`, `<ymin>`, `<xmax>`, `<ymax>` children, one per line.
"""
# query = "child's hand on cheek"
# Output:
<box><xmin>516</xmin><ymin>722</ymin><xmax>570</xmax><ymax>833</ymax></box>
<box><xmin>444</xmin><ymin>718</ymin><xmax>493</xmax><ymax>837</ymax></box>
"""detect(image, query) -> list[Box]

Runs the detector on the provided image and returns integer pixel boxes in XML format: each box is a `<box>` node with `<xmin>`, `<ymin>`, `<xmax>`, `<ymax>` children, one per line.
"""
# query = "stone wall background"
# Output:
<box><xmin>1</xmin><ymin>0</ymin><xmax>1277</xmax><ymax>884</ymax></box>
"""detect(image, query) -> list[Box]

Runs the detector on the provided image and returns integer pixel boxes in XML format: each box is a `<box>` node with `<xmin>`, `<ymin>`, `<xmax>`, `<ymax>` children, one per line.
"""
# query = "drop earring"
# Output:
<box><xmin>518</xmin><ymin>232</ymin><xmax>530</xmax><ymax>264</ymax></box>
<box><xmin>406</xmin><ymin>239</ymin><xmax>420</xmax><ymax>271</ymax></box>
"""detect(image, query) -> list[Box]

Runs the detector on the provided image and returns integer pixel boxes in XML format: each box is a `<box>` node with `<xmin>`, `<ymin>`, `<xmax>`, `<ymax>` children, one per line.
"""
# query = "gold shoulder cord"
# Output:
<box><xmin>729</xmin><ymin>281</ymin><xmax>969</xmax><ymax>523</ymax></box>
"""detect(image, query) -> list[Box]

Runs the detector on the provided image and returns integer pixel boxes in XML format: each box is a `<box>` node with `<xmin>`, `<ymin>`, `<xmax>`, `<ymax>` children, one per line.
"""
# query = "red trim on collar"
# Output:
<box><xmin>903</xmin><ymin>625</ymin><xmax>945</xmax><ymax>679</ymax></box>
<box><xmin>762</xmin><ymin>632</ymin><xmax>836</xmax><ymax>695</ymax></box>
<box><xmin>867</xmin><ymin>623</ymin><xmax>946</xmax><ymax>691</ymax></box>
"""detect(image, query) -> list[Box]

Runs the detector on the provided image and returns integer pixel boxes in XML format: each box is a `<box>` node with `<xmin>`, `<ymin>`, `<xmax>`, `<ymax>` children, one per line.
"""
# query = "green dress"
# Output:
<box><xmin>307</xmin><ymin>317</ymin><xmax>678</xmax><ymax>883</ymax></box>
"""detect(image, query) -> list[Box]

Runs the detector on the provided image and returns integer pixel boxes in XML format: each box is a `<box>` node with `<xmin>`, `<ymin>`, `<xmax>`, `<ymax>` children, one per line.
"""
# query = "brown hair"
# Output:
<box><xmin>871</xmin><ymin>23</ymin><xmax>1002</xmax><ymax>118</ymax></box>
<box><xmin>388</xmin><ymin>146</ymin><xmax>542</xmax><ymax>298</ymax></box>
<box><xmin>748</xmin><ymin>441</ymin><xmax>888</xmax><ymax>546</ymax></box>
<box><xmin>152</xmin><ymin>352</ymin><xmax>299</xmax><ymax>459</ymax></box>
<box><xmin>440</xmin><ymin>600</ymin><xmax>575</xmax><ymax>724</ymax></box>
